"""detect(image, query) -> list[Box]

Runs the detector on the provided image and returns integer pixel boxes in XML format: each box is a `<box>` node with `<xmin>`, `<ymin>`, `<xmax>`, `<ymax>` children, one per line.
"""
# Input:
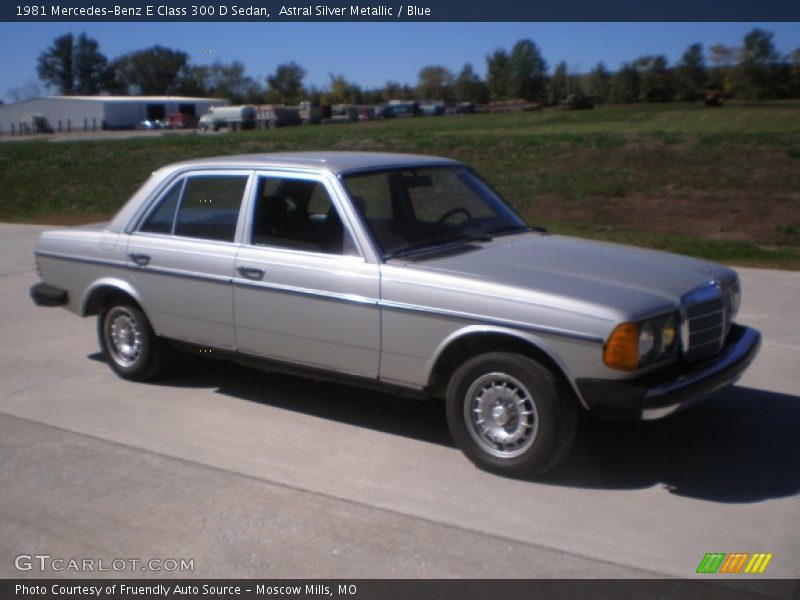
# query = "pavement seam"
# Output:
<box><xmin>0</xmin><ymin>366</ymin><xmax>105</xmax><ymax>399</ymax></box>
<box><xmin>0</xmin><ymin>410</ymin><xmax>674</xmax><ymax>580</ymax></box>
<box><xmin>0</xmin><ymin>268</ymin><xmax>35</xmax><ymax>277</ymax></box>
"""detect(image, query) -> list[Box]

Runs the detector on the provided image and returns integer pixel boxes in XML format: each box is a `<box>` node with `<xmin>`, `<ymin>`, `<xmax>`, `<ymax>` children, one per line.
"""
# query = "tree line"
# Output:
<box><xmin>8</xmin><ymin>29</ymin><xmax>800</xmax><ymax>105</ymax></box>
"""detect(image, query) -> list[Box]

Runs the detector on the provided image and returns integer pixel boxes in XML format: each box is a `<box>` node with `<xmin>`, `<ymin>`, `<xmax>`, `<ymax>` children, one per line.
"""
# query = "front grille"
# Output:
<box><xmin>684</xmin><ymin>296</ymin><xmax>728</xmax><ymax>361</ymax></box>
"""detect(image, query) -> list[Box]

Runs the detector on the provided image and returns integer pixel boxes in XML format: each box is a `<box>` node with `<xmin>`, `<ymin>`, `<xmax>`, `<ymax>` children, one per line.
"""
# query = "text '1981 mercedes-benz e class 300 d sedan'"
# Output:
<box><xmin>30</xmin><ymin>152</ymin><xmax>762</xmax><ymax>477</ymax></box>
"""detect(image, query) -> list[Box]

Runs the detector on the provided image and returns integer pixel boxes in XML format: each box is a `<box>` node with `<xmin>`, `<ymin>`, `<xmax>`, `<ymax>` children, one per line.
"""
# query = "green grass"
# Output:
<box><xmin>1</xmin><ymin>101</ymin><xmax>799</xmax><ymax>268</ymax></box>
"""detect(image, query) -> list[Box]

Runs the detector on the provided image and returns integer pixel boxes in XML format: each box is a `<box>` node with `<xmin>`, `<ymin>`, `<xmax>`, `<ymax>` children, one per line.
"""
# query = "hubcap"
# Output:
<box><xmin>104</xmin><ymin>307</ymin><xmax>142</xmax><ymax>368</ymax></box>
<box><xmin>464</xmin><ymin>372</ymin><xmax>539</xmax><ymax>458</ymax></box>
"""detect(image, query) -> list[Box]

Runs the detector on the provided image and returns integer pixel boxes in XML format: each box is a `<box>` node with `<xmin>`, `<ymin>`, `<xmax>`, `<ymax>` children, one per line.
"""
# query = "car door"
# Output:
<box><xmin>233</xmin><ymin>171</ymin><xmax>380</xmax><ymax>377</ymax></box>
<box><xmin>125</xmin><ymin>170</ymin><xmax>252</xmax><ymax>349</ymax></box>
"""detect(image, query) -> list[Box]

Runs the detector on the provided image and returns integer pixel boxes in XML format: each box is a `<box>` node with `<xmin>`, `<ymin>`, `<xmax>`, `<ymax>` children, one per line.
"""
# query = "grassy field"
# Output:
<box><xmin>2</xmin><ymin>101</ymin><xmax>799</xmax><ymax>268</ymax></box>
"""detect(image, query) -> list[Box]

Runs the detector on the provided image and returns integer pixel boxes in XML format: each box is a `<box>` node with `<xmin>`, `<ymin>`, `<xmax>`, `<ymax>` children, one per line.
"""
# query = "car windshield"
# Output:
<box><xmin>342</xmin><ymin>166</ymin><xmax>531</xmax><ymax>259</ymax></box>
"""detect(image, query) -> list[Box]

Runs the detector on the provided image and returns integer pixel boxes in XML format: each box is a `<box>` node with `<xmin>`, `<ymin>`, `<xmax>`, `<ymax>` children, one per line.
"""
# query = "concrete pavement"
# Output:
<box><xmin>1</xmin><ymin>224</ymin><xmax>798</xmax><ymax>591</ymax></box>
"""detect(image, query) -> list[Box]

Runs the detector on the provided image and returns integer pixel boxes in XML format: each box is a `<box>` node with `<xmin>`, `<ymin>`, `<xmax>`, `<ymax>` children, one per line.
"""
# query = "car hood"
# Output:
<box><xmin>403</xmin><ymin>233</ymin><xmax>735</xmax><ymax>319</ymax></box>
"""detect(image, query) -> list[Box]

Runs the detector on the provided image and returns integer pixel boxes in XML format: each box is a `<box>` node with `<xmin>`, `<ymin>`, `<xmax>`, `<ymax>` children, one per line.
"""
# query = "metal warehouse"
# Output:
<box><xmin>0</xmin><ymin>95</ymin><xmax>230</xmax><ymax>134</ymax></box>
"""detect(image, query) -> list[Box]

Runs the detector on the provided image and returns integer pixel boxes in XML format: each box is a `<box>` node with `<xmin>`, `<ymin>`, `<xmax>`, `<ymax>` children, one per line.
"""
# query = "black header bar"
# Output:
<box><xmin>4</xmin><ymin>0</ymin><xmax>800</xmax><ymax>22</ymax></box>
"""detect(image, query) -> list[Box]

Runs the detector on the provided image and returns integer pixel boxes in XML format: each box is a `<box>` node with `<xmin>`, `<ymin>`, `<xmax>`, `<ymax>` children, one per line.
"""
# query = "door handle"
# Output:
<box><xmin>237</xmin><ymin>266</ymin><xmax>265</xmax><ymax>281</ymax></box>
<box><xmin>128</xmin><ymin>253</ymin><xmax>151</xmax><ymax>267</ymax></box>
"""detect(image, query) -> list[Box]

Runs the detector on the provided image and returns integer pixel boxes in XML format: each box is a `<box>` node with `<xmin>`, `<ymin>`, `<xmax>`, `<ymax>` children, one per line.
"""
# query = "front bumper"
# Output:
<box><xmin>577</xmin><ymin>324</ymin><xmax>761</xmax><ymax>420</ymax></box>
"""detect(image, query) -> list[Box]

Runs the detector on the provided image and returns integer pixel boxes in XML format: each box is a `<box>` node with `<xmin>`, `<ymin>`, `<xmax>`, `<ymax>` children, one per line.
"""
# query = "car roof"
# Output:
<box><xmin>166</xmin><ymin>151</ymin><xmax>461</xmax><ymax>175</ymax></box>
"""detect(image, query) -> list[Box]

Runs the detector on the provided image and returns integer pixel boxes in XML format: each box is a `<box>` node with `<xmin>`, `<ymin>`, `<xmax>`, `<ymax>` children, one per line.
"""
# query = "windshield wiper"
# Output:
<box><xmin>487</xmin><ymin>224</ymin><xmax>540</xmax><ymax>236</ymax></box>
<box><xmin>386</xmin><ymin>233</ymin><xmax>492</xmax><ymax>260</ymax></box>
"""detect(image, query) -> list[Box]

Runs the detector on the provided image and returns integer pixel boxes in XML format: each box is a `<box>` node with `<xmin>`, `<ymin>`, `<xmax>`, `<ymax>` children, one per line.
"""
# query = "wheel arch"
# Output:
<box><xmin>426</xmin><ymin>326</ymin><xmax>587</xmax><ymax>410</ymax></box>
<box><xmin>81</xmin><ymin>278</ymin><xmax>146</xmax><ymax>318</ymax></box>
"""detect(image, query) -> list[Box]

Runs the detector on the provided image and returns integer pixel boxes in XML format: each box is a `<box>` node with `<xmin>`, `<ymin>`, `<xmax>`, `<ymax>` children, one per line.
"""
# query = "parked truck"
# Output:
<box><xmin>293</xmin><ymin>101</ymin><xmax>322</xmax><ymax>125</ymax></box>
<box><xmin>167</xmin><ymin>112</ymin><xmax>199</xmax><ymax>129</ymax></box>
<box><xmin>254</xmin><ymin>105</ymin><xmax>302</xmax><ymax>129</ymax></box>
<box><xmin>379</xmin><ymin>100</ymin><xmax>420</xmax><ymax>118</ymax></box>
<box><xmin>198</xmin><ymin>105</ymin><xmax>257</xmax><ymax>131</ymax></box>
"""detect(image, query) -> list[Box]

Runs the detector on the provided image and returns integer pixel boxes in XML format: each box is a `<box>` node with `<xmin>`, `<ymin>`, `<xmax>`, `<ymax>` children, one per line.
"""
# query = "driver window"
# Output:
<box><xmin>250</xmin><ymin>177</ymin><xmax>359</xmax><ymax>256</ymax></box>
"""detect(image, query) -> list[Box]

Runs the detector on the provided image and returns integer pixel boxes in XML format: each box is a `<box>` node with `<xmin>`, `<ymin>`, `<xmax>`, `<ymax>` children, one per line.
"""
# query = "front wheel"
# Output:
<box><xmin>446</xmin><ymin>352</ymin><xmax>578</xmax><ymax>478</ymax></box>
<box><xmin>98</xmin><ymin>300</ymin><xmax>169</xmax><ymax>381</ymax></box>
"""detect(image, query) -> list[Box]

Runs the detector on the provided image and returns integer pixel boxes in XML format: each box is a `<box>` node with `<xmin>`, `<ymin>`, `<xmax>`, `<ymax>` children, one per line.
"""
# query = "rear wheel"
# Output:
<box><xmin>98</xmin><ymin>300</ymin><xmax>169</xmax><ymax>381</ymax></box>
<box><xmin>446</xmin><ymin>352</ymin><xmax>578</xmax><ymax>477</ymax></box>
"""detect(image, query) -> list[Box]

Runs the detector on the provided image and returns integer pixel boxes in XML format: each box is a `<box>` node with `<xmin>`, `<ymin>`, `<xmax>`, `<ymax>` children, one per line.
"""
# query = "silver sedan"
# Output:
<box><xmin>30</xmin><ymin>152</ymin><xmax>761</xmax><ymax>477</ymax></box>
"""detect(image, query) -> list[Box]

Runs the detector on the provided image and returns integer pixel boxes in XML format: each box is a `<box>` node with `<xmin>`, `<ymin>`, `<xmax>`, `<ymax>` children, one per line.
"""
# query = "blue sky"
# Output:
<box><xmin>1</xmin><ymin>22</ymin><xmax>798</xmax><ymax>101</ymax></box>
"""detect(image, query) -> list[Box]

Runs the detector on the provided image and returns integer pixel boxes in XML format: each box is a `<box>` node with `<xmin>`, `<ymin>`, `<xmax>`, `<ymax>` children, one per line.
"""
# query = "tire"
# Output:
<box><xmin>267</xmin><ymin>120</ymin><xmax>277</xmax><ymax>130</ymax></box>
<box><xmin>97</xmin><ymin>300</ymin><xmax>169</xmax><ymax>381</ymax></box>
<box><xmin>446</xmin><ymin>352</ymin><xmax>578</xmax><ymax>478</ymax></box>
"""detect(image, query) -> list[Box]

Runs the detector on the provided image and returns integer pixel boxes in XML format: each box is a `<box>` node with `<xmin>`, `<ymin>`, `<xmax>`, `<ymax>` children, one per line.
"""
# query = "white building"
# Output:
<box><xmin>0</xmin><ymin>95</ymin><xmax>230</xmax><ymax>134</ymax></box>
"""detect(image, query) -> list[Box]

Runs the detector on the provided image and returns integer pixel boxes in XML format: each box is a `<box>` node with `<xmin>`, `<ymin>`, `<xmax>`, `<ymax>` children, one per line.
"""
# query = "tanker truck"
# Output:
<box><xmin>198</xmin><ymin>105</ymin><xmax>257</xmax><ymax>131</ymax></box>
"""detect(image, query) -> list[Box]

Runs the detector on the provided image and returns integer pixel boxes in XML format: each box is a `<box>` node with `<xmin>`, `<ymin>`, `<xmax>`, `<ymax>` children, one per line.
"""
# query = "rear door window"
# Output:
<box><xmin>139</xmin><ymin>174</ymin><xmax>249</xmax><ymax>242</ymax></box>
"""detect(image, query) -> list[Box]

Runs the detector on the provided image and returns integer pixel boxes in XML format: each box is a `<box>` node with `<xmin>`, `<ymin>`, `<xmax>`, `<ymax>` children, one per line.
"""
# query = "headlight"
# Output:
<box><xmin>638</xmin><ymin>321</ymin><xmax>657</xmax><ymax>362</ymax></box>
<box><xmin>604</xmin><ymin>313</ymin><xmax>679</xmax><ymax>371</ymax></box>
<box><xmin>729</xmin><ymin>280</ymin><xmax>741</xmax><ymax>317</ymax></box>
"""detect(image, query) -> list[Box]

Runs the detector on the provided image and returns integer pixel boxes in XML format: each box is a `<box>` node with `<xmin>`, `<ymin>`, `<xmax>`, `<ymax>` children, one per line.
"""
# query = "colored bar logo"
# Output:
<box><xmin>697</xmin><ymin>552</ymin><xmax>773</xmax><ymax>574</ymax></box>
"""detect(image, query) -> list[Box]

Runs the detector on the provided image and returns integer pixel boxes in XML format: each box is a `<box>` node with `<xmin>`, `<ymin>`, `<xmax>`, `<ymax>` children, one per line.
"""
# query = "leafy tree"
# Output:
<box><xmin>453</xmin><ymin>63</ymin><xmax>488</xmax><ymax>104</ymax></box>
<box><xmin>609</xmin><ymin>62</ymin><xmax>640</xmax><ymax>103</ymax></box>
<box><xmin>742</xmin><ymin>28</ymin><xmax>780</xmax><ymax>65</ymax></box>
<box><xmin>416</xmin><ymin>65</ymin><xmax>454</xmax><ymax>102</ymax></box>
<box><xmin>37</xmin><ymin>33</ymin><xmax>75</xmax><ymax>95</ymax></box>
<box><xmin>586</xmin><ymin>62</ymin><xmax>611</xmax><ymax>103</ymax></box>
<box><xmin>508</xmin><ymin>39</ymin><xmax>548</xmax><ymax>102</ymax></box>
<box><xmin>201</xmin><ymin>61</ymin><xmax>261</xmax><ymax>103</ymax></box>
<box><xmin>549</xmin><ymin>61</ymin><xmax>568</xmax><ymax>105</ymax></box>
<box><xmin>738</xmin><ymin>28</ymin><xmax>779</xmax><ymax>99</ymax></box>
<box><xmin>708</xmin><ymin>43</ymin><xmax>739</xmax><ymax>95</ymax></box>
<box><xmin>266</xmin><ymin>61</ymin><xmax>306</xmax><ymax>105</ymax></box>
<box><xmin>112</xmin><ymin>46</ymin><xmax>190</xmax><ymax>95</ymax></box>
<box><xmin>174</xmin><ymin>65</ymin><xmax>208</xmax><ymax>97</ymax></box>
<box><xmin>326</xmin><ymin>74</ymin><xmax>362</xmax><ymax>104</ymax></box>
<box><xmin>567</xmin><ymin>71</ymin><xmax>584</xmax><ymax>95</ymax></box>
<box><xmin>37</xmin><ymin>33</ymin><xmax>111</xmax><ymax>95</ymax></box>
<box><xmin>74</xmin><ymin>34</ymin><xmax>112</xmax><ymax>94</ymax></box>
<box><xmin>789</xmin><ymin>48</ymin><xmax>800</xmax><ymax>98</ymax></box>
<box><xmin>360</xmin><ymin>87</ymin><xmax>384</xmax><ymax>105</ymax></box>
<box><xmin>382</xmin><ymin>81</ymin><xmax>413</xmax><ymax>101</ymax></box>
<box><xmin>486</xmin><ymin>49</ymin><xmax>511</xmax><ymax>100</ymax></box>
<box><xmin>709</xmin><ymin>43</ymin><xmax>738</xmax><ymax>68</ymax></box>
<box><xmin>676</xmin><ymin>43</ymin><xmax>707</xmax><ymax>101</ymax></box>
<box><xmin>635</xmin><ymin>55</ymin><xmax>674</xmax><ymax>102</ymax></box>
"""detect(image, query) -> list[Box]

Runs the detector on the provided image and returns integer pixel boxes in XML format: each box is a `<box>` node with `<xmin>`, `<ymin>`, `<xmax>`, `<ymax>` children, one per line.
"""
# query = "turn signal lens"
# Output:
<box><xmin>604</xmin><ymin>322</ymin><xmax>640</xmax><ymax>371</ymax></box>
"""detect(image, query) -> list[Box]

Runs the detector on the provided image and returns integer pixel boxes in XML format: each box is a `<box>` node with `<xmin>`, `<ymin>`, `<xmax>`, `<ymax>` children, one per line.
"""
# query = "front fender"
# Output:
<box><xmin>425</xmin><ymin>324</ymin><xmax>591</xmax><ymax>409</ymax></box>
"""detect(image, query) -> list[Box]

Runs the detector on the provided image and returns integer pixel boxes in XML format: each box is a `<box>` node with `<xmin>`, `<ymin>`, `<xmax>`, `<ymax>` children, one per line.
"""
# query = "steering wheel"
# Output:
<box><xmin>435</xmin><ymin>207</ymin><xmax>472</xmax><ymax>229</ymax></box>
